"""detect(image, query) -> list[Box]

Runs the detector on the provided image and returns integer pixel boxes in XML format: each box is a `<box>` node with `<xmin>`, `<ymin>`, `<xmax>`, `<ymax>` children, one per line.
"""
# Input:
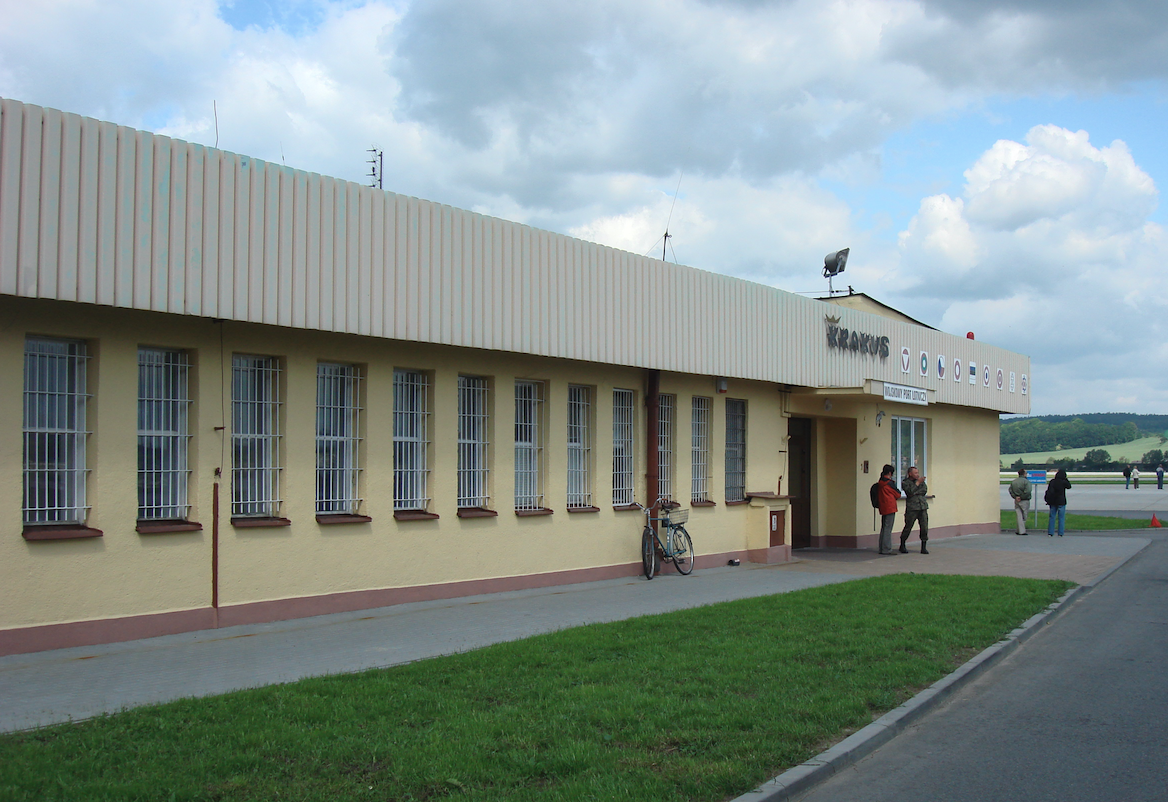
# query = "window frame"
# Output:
<box><xmin>514</xmin><ymin>379</ymin><xmax>546</xmax><ymax>512</ymax></box>
<box><xmin>22</xmin><ymin>337</ymin><xmax>91</xmax><ymax>527</ymax></box>
<box><xmin>230</xmin><ymin>354</ymin><xmax>284</xmax><ymax>520</ymax></box>
<box><xmin>457</xmin><ymin>375</ymin><xmax>491</xmax><ymax>510</ymax></box>
<box><xmin>393</xmin><ymin>369</ymin><xmax>432</xmax><ymax>513</ymax></box>
<box><xmin>315</xmin><ymin>362</ymin><xmax>363</xmax><ymax>516</ymax></box>
<box><xmin>566</xmin><ymin>385</ymin><xmax>593</xmax><ymax>509</ymax></box>
<box><xmin>657</xmin><ymin>393</ymin><xmax>676</xmax><ymax>501</ymax></box>
<box><xmin>612</xmin><ymin>388</ymin><xmax>636</xmax><ymax>507</ymax></box>
<box><xmin>890</xmin><ymin>416</ymin><xmax>928</xmax><ymax>489</ymax></box>
<box><xmin>725</xmin><ymin>398</ymin><xmax>747</xmax><ymax>502</ymax></box>
<box><xmin>691</xmin><ymin>396</ymin><xmax>712</xmax><ymax>504</ymax></box>
<box><xmin>137</xmin><ymin>347</ymin><xmax>192</xmax><ymax>522</ymax></box>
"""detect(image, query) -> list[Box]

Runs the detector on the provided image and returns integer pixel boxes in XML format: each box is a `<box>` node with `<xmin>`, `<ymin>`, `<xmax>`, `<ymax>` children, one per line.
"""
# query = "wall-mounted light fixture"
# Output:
<box><xmin>715</xmin><ymin>377</ymin><xmax>728</xmax><ymax>394</ymax></box>
<box><xmin>824</xmin><ymin>399</ymin><xmax>833</xmax><ymax>412</ymax></box>
<box><xmin>875</xmin><ymin>409</ymin><xmax>886</xmax><ymax>427</ymax></box>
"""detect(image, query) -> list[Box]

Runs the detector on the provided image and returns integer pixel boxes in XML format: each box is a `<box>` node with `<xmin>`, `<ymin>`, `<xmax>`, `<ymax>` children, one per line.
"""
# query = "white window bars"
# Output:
<box><xmin>691</xmin><ymin>396</ymin><xmax>711</xmax><ymax>504</ymax></box>
<box><xmin>231</xmin><ymin>355</ymin><xmax>283</xmax><ymax>518</ymax></box>
<box><xmin>567</xmin><ymin>385</ymin><xmax>592</xmax><ymax>508</ymax></box>
<box><xmin>612</xmin><ymin>389</ymin><xmax>635</xmax><ymax>506</ymax></box>
<box><xmin>658</xmin><ymin>394</ymin><xmax>675</xmax><ymax>501</ymax></box>
<box><xmin>458</xmin><ymin>376</ymin><xmax>490</xmax><ymax>509</ymax></box>
<box><xmin>890</xmin><ymin>416</ymin><xmax>927</xmax><ymax>488</ymax></box>
<box><xmin>514</xmin><ymin>380</ymin><xmax>545</xmax><ymax>511</ymax></box>
<box><xmin>138</xmin><ymin>348</ymin><xmax>191</xmax><ymax>521</ymax></box>
<box><xmin>725</xmin><ymin>398</ymin><xmax>747</xmax><ymax>502</ymax></box>
<box><xmin>23</xmin><ymin>337</ymin><xmax>90</xmax><ymax>525</ymax></box>
<box><xmin>316</xmin><ymin>363</ymin><xmax>362</xmax><ymax>515</ymax></box>
<box><xmin>393</xmin><ymin>369</ymin><xmax>431</xmax><ymax>511</ymax></box>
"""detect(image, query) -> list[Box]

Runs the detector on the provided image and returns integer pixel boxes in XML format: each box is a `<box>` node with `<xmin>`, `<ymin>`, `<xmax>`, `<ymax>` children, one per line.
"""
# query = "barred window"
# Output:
<box><xmin>514</xmin><ymin>380</ymin><xmax>545</xmax><ymax>511</ymax></box>
<box><xmin>316</xmin><ymin>363</ymin><xmax>362</xmax><ymax>515</ymax></box>
<box><xmin>567</xmin><ymin>386</ymin><xmax>592</xmax><ymax>508</ymax></box>
<box><xmin>23</xmin><ymin>337</ymin><xmax>90</xmax><ymax>525</ymax></box>
<box><xmin>612</xmin><ymin>389</ymin><xmax>635</xmax><ymax>506</ymax></box>
<box><xmin>691</xmin><ymin>396</ymin><xmax>711</xmax><ymax>504</ymax></box>
<box><xmin>138</xmin><ymin>348</ymin><xmax>191</xmax><ymax>521</ymax></box>
<box><xmin>231</xmin><ymin>355</ymin><xmax>282</xmax><ymax>518</ymax></box>
<box><xmin>658</xmin><ymin>394</ymin><xmax>675</xmax><ymax>501</ymax></box>
<box><xmin>890</xmin><ymin>416</ymin><xmax>927</xmax><ymax>488</ymax></box>
<box><xmin>725</xmin><ymin>398</ymin><xmax>747</xmax><ymax>502</ymax></box>
<box><xmin>393</xmin><ymin>369</ymin><xmax>430</xmax><ymax>511</ymax></box>
<box><xmin>458</xmin><ymin>376</ymin><xmax>490</xmax><ymax>509</ymax></box>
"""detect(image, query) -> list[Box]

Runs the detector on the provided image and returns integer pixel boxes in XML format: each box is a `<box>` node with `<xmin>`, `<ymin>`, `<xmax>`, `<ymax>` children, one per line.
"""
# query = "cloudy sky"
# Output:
<box><xmin>2</xmin><ymin>0</ymin><xmax>1166</xmax><ymax>416</ymax></box>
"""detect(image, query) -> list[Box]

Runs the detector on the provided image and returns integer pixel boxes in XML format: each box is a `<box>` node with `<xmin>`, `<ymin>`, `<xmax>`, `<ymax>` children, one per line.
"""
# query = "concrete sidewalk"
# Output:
<box><xmin>0</xmin><ymin>532</ymin><xmax>1149</xmax><ymax>733</ymax></box>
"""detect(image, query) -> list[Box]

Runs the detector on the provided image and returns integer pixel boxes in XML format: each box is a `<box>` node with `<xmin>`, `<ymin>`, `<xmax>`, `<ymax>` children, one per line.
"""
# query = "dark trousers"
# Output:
<box><xmin>902</xmin><ymin>508</ymin><xmax>928</xmax><ymax>544</ymax></box>
<box><xmin>879</xmin><ymin>513</ymin><xmax>896</xmax><ymax>553</ymax></box>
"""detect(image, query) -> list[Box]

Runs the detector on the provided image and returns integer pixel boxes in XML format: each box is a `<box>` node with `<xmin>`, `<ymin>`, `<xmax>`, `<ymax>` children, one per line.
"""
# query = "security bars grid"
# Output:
<box><xmin>316</xmin><ymin>363</ymin><xmax>362</xmax><ymax>515</ymax></box>
<box><xmin>691</xmin><ymin>396</ymin><xmax>711</xmax><ymax>503</ymax></box>
<box><xmin>23</xmin><ymin>337</ymin><xmax>90</xmax><ymax>525</ymax></box>
<box><xmin>393</xmin><ymin>369</ymin><xmax>431</xmax><ymax>511</ymax></box>
<box><xmin>658</xmin><ymin>394</ymin><xmax>675</xmax><ymax>501</ymax></box>
<box><xmin>725</xmin><ymin>398</ymin><xmax>747</xmax><ymax>502</ymax></box>
<box><xmin>567</xmin><ymin>385</ymin><xmax>592</xmax><ymax>508</ymax></box>
<box><xmin>612</xmin><ymin>389</ymin><xmax>635</xmax><ymax>506</ymax></box>
<box><xmin>138</xmin><ymin>348</ymin><xmax>191</xmax><ymax>521</ymax></box>
<box><xmin>514</xmin><ymin>380</ymin><xmax>545</xmax><ymax>510</ymax></box>
<box><xmin>231</xmin><ymin>355</ymin><xmax>282</xmax><ymax>518</ymax></box>
<box><xmin>890</xmin><ymin>416</ymin><xmax>927</xmax><ymax>488</ymax></box>
<box><xmin>458</xmin><ymin>375</ymin><xmax>490</xmax><ymax>509</ymax></box>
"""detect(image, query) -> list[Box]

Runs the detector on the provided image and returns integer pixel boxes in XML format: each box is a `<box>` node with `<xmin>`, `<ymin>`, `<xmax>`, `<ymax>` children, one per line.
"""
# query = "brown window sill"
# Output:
<box><xmin>725</xmin><ymin>499</ymin><xmax>750</xmax><ymax>506</ymax></box>
<box><xmin>231</xmin><ymin>516</ymin><xmax>292</xmax><ymax>528</ymax></box>
<box><xmin>394</xmin><ymin>510</ymin><xmax>440</xmax><ymax>521</ymax></box>
<box><xmin>613</xmin><ymin>504</ymin><xmax>642</xmax><ymax>512</ymax></box>
<box><xmin>457</xmin><ymin>508</ymin><xmax>498</xmax><ymax>518</ymax></box>
<box><xmin>23</xmin><ymin>524</ymin><xmax>104</xmax><ymax>541</ymax></box>
<box><xmin>691</xmin><ymin>500</ymin><xmax>717</xmax><ymax>507</ymax></box>
<box><xmin>567</xmin><ymin>506</ymin><xmax>601</xmax><ymax>513</ymax></box>
<box><xmin>136</xmin><ymin>520</ymin><xmax>203</xmax><ymax>534</ymax></box>
<box><xmin>515</xmin><ymin>508</ymin><xmax>554</xmax><ymax>517</ymax></box>
<box><xmin>746</xmin><ymin>491</ymin><xmax>787</xmax><ymax>499</ymax></box>
<box><xmin>316</xmin><ymin>514</ymin><xmax>373</xmax><ymax>525</ymax></box>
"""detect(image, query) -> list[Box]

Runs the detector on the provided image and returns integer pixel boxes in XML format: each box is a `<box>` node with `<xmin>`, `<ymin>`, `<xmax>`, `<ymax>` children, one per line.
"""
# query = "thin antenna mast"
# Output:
<box><xmin>367</xmin><ymin>147</ymin><xmax>384</xmax><ymax>189</ymax></box>
<box><xmin>213</xmin><ymin>100</ymin><xmax>219</xmax><ymax>149</ymax></box>
<box><xmin>661</xmin><ymin>172</ymin><xmax>683</xmax><ymax>262</ymax></box>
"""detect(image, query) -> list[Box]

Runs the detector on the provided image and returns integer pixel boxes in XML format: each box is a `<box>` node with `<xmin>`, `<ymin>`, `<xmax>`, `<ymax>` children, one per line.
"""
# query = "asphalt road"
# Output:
<box><xmin>797</xmin><ymin>530</ymin><xmax>1168</xmax><ymax>802</ymax></box>
<box><xmin>1000</xmin><ymin>483</ymin><xmax>1168</xmax><ymax>518</ymax></box>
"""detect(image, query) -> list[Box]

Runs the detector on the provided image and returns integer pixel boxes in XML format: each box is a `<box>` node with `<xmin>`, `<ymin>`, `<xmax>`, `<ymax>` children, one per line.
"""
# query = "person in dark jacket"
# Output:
<box><xmin>877</xmin><ymin>464</ymin><xmax>902</xmax><ymax>555</ymax></box>
<box><xmin>1045</xmin><ymin>468</ymin><xmax>1072</xmax><ymax>537</ymax></box>
<box><xmin>900</xmin><ymin>466</ymin><xmax>929</xmax><ymax>554</ymax></box>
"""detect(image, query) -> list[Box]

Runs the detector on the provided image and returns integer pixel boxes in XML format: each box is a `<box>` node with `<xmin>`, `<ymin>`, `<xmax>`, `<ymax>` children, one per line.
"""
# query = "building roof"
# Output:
<box><xmin>817</xmin><ymin>292</ymin><xmax>936</xmax><ymax>329</ymax></box>
<box><xmin>0</xmin><ymin>97</ymin><xmax>1029</xmax><ymax>413</ymax></box>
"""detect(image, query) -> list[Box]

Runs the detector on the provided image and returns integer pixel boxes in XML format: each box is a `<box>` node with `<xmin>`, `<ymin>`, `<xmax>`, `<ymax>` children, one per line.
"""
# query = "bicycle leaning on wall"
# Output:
<box><xmin>634</xmin><ymin>497</ymin><xmax>695</xmax><ymax>579</ymax></box>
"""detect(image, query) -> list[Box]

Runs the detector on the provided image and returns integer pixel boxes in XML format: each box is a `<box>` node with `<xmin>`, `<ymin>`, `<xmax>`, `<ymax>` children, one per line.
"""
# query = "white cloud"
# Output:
<box><xmin>893</xmin><ymin>124</ymin><xmax>1167</xmax><ymax>413</ymax></box>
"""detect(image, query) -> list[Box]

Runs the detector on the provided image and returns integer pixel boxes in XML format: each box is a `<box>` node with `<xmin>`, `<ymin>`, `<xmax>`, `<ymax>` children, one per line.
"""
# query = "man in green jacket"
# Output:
<box><xmin>900</xmin><ymin>467</ymin><xmax>929</xmax><ymax>554</ymax></box>
<box><xmin>1008</xmin><ymin>468</ymin><xmax>1032</xmax><ymax>535</ymax></box>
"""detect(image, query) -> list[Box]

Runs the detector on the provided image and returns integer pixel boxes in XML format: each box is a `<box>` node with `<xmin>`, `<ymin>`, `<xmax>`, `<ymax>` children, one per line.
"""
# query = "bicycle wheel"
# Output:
<box><xmin>671</xmin><ymin>526</ymin><xmax>694</xmax><ymax>575</ymax></box>
<box><xmin>641</xmin><ymin>526</ymin><xmax>658</xmax><ymax>579</ymax></box>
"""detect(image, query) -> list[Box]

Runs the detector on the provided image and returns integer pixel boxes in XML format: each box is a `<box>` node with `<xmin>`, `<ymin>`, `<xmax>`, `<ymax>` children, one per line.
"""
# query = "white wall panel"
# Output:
<box><xmin>0</xmin><ymin>97</ymin><xmax>1030</xmax><ymax>412</ymax></box>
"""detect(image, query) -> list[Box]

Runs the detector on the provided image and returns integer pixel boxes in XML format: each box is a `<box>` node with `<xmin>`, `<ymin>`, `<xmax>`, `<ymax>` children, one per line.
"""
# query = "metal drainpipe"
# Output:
<box><xmin>645</xmin><ymin>369</ymin><xmax>660</xmax><ymax>518</ymax></box>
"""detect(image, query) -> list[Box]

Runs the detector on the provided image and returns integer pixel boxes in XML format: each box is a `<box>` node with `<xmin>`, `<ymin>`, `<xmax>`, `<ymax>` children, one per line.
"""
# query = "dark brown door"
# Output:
<box><xmin>788</xmin><ymin>417</ymin><xmax>813</xmax><ymax>549</ymax></box>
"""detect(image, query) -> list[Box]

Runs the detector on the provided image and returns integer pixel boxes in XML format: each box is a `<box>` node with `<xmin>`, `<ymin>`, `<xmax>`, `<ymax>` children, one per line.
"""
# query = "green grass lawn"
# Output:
<box><xmin>999</xmin><ymin>509</ymin><xmax>1159</xmax><ymax>531</ymax></box>
<box><xmin>0</xmin><ymin>574</ymin><xmax>1072</xmax><ymax>802</ymax></box>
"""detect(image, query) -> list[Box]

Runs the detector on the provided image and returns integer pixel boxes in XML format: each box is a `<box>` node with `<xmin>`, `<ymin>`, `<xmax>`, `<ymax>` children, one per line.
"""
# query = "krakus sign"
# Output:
<box><xmin>825</xmin><ymin>316</ymin><xmax>889</xmax><ymax>359</ymax></box>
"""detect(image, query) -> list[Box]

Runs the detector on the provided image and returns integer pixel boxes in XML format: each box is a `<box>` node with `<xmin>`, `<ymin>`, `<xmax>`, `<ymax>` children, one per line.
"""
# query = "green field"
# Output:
<box><xmin>1001</xmin><ymin>435</ymin><xmax>1166</xmax><ymax>465</ymax></box>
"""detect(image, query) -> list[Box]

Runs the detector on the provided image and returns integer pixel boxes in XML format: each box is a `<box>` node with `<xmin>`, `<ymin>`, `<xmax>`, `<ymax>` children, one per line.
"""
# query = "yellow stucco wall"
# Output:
<box><xmin>2</xmin><ymin>297</ymin><xmax>800</xmax><ymax>631</ymax></box>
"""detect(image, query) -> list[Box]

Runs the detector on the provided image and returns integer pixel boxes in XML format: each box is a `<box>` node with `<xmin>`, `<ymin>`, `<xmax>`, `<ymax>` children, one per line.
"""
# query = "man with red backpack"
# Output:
<box><xmin>873</xmin><ymin>464</ymin><xmax>902</xmax><ymax>555</ymax></box>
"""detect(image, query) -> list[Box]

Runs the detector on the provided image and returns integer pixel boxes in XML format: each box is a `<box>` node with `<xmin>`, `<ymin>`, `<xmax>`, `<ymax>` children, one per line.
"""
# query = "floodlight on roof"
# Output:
<box><xmin>822</xmin><ymin>248</ymin><xmax>850</xmax><ymax>295</ymax></box>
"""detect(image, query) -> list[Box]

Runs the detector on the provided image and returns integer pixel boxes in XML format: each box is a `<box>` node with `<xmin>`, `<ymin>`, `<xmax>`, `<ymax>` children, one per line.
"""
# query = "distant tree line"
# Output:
<box><xmin>1007</xmin><ymin>448</ymin><xmax>1168</xmax><ymax>472</ymax></box>
<box><xmin>1000</xmin><ymin>418</ymin><xmax>1143</xmax><ymax>454</ymax></box>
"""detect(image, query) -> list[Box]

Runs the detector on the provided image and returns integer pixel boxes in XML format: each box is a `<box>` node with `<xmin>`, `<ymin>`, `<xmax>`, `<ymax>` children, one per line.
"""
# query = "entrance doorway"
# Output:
<box><xmin>788</xmin><ymin>417</ymin><xmax>813</xmax><ymax>548</ymax></box>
